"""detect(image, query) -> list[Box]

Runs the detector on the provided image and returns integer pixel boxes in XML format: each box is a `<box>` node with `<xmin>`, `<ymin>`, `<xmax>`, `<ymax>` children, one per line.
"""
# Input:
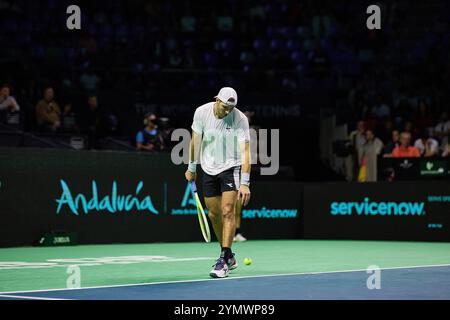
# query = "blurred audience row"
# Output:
<box><xmin>345</xmin><ymin>116</ymin><xmax>449</xmax><ymax>182</ymax></box>
<box><xmin>0</xmin><ymin>83</ymin><xmax>174</xmax><ymax>151</ymax></box>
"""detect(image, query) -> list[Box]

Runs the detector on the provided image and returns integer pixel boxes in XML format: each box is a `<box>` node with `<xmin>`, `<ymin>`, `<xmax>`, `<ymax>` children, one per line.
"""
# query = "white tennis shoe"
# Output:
<box><xmin>209</xmin><ymin>258</ymin><xmax>229</xmax><ymax>278</ymax></box>
<box><xmin>233</xmin><ymin>233</ymin><xmax>247</xmax><ymax>242</ymax></box>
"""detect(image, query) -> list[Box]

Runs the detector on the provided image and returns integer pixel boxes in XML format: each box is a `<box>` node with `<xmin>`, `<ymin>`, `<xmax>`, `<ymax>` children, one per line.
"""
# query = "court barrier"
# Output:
<box><xmin>303</xmin><ymin>181</ymin><xmax>450</xmax><ymax>241</ymax></box>
<box><xmin>0</xmin><ymin>148</ymin><xmax>301</xmax><ymax>247</ymax></box>
<box><xmin>0</xmin><ymin>148</ymin><xmax>448</xmax><ymax>247</ymax></box>
<box><xmin>378</xmin><ymin>157</ymin><xmax>450</xmax><ymax>181</ymax></box>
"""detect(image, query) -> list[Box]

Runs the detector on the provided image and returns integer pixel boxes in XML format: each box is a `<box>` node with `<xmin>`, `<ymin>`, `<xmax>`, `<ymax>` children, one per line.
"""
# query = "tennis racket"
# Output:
<box><xmin>191</xmin><ymin>181</ymin><xmax>211</xmax><ymax>243</ymax></box>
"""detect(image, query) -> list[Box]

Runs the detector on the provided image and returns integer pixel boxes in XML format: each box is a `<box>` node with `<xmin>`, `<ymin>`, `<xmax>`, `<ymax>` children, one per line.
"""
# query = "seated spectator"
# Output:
<box><xmin>0</xmin><ymin>84</ymin><xmax>20</xmax><ymax>110</ymax></box>
<box><xmin>360</xmin><ymin>130</ymin><xmax>384</xmax><ymax>182</ymax></box>
<box><xmin>434</xmin><ymin>111</ymin><xmax>449</xmax><ymax>150</ymax></box>
<box><xmin>180</xmin><ymin>8</ymin><xmax>196</xmax><ymax>32</ymax></box>
<box><xmin>80</xmin><ymin>95</ymin><xmax>109</xmax><ymax>149</ymax></box>
<box><xmin>61</xmin><ymin>102</ymin><xmax>78</xmax><ymax>133</ymax></box>
<box><xmin>382</xmin><ymin>129</ymin><xmax>400</xmax><ymax>156</ymax></box>
<box><xmin>0</xmin><ymin>84</ymin><xmax>20</xmax><ymax>122</ymax></box>
<box><xmin>403</xmin><ymin>120</ymin><xmax>415</xmax><ymax>136</ymax></box>
<box><xmin>249</xmin><ymin>4</ymin><xmax>265</xmax><ymax>20</ymax></box>
<box><xmin>391</xmin><ymin>132</ymin><xmax>420</xmax><ymax>158</ymax></box>
<box><xmin>442</xmin><ymin>136</ymin><xmax>450</xmax><ymax>157</ymax></box>
<box><xmin>79</xmin><ymin>69</ymin><xmax>100</xmax><ymax>92</ymax></box>
<box><xmin>370</xmin><ymin>94</ymin><xmax>390</xmax><ymax>119</ymax></box>
<box><xmin>168</xmin><ymin>49</ymin><xmax>182</xmax><ymax>67</ymax></box>
<box><xmin>216</xmin><ymin>11</ymin><xmax>234</xmax><ymax>32</ymax></box>
<box><xmin>136</xmin><ymin>113</ymin><xmax>164</xmax><ymax>152</ymax></box>
<box><xmin>413</xmin><ymin>99</ymin><xmax>434</xmax><ymax>134</ymax></box>
<box><xmin>376</xmin><ymin>119</ymin><xmax>394</xmax><ymax>144</ymax></box>
<box><xmin>414</xmin><ymin>130</ymin><xmax>439</xmax><ymax>157</ymax></box>
<box><xmin>307</xmin><ymin>43</ymin><xmax>330</xmax><ymax>73</ymax></box>
<box><xmin>35</xmin><ymin>87</ymin><xmax>61</xmax><ymax>132</ymax></box>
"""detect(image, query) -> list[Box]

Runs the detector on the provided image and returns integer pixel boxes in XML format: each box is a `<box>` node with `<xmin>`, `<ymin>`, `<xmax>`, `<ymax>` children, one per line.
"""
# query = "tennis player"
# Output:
<box><xmin>185</xmin><ymin>87</ymin><xmax>251</xmax><ymax>278</ymax></box>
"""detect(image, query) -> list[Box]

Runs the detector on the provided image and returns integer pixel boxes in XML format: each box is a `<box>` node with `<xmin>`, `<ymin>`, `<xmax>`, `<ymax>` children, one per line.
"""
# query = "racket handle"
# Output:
<box><xmin>190</xmin><ymin>181</ymin><xmax>197</xmax><ymax>193</ymax></box>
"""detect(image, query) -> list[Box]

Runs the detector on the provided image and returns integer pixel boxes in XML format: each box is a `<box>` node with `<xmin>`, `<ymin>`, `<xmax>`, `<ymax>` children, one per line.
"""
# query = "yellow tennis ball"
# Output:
<box><xmin>244</xmin><ymin>257</ymin><xmax>252</xmax><ymax>266</ymax></box>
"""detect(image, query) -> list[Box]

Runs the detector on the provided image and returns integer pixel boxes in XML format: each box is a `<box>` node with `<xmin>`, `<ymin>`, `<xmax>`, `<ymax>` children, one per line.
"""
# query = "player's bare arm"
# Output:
<box><xmin>239</xmin><ymin>141</ymin><xmax>251</xmax><ymax>206</ymax></box>
<box><xmin>185</xmin><ymin>130</ymin><xmax>202</xmax><ymax>182</ymax></box>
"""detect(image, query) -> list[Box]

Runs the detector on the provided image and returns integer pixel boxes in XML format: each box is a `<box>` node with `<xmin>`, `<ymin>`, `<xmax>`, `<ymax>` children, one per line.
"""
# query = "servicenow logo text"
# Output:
<box><xmin>243</xmin><ymin>207</ymin><xmax>297</xmax><ymax>219</ymax></box>
<box><xmin>330</xmin><ymin>198</ymin><xmax>425</xmax><ymax>216</ymax></box>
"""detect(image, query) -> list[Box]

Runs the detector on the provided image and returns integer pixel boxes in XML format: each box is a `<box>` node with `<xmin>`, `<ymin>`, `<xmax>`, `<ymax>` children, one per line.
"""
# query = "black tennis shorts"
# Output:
<box><xmin>203</xmin><ymin>166</ymin><xmax>241</xmax><ymax>197</ymax></box>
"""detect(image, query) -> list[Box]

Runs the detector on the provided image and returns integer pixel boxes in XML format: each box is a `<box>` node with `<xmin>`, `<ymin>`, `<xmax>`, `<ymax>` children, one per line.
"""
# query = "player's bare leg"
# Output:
<box><xmin>233</xmin><ymin>200</ymin><xmax>247</xmax><ymax>242</ymax></box>
<box><xmin>235</xmin><ymin>200</ymin><xmax>242</xmax><ymax>230</ymax></box>
<box><xmin>218</xmin><ymin>190</ymin><xmax>239</xmax><ymax>271</ymax></box>
<box><xmin>221</xmin><ymin>190</ymin><xmax>238</xmax><ymax>249</ymax></box>
<box><xmin>205</xmin><ymin>196</ymin><xmax>223</xmax><ymax>244</ymax></box>
<box><xmin>208</xmin><ymin>191</ymin><xmax>238</xmax><ymax>278</ymax></box>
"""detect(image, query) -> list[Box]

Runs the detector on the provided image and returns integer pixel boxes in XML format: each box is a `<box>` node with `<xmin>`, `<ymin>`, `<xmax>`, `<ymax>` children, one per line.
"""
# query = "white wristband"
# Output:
<box><xmin>241</xmin><ymin>172</ymin><xmax>250</xmax><ymax>186</ymax></box>
<box><xmin>188</xmin><ymin>161</ymin><xmax>197</xmax><ymax>173</ymax></box>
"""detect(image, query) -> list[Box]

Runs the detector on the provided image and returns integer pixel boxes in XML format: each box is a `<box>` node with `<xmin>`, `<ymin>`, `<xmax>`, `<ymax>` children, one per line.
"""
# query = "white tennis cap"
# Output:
<box><xmin>214</xmin><ymin>87</ymin><xmax>238</xmax><ymax>107</ymax></box>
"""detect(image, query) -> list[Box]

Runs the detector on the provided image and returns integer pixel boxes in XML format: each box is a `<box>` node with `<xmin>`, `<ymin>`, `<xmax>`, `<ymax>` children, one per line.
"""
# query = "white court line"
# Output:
<box><xmin>1</xmin><ymin>263</ymin><xmax>450</xmax><ymax>296</ymax></box>
<box><xmin>0</xmin><ymin>257</ymin><xmax>216</xmax><ymax>270</ymax></box>
<box><xmin>0</xmin><ymin>294</ymin><xmax>71</xmax><ymax>300</ymax></box>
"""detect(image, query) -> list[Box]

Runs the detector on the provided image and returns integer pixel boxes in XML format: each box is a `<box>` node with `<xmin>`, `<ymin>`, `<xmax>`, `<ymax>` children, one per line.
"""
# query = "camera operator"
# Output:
<box><xmin>136</xmin><ymin>113</ymin><xmax>165</xmax><ymax>152</ymax></box>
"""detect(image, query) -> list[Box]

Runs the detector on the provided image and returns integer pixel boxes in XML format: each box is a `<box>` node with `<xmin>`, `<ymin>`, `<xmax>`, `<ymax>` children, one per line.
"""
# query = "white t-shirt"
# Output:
<box><xmin>435</xmin><ymin>121</ymin><xmax>450</xmax><ymax>134</ymax></box>
<box><xmin>414</xmin><ymin>138</ymin><xmax>439</xmax><ymax>155</ymax></box>
<box><xmin>435</xmin><ymin>121</ymin><xmax>450</xmax><ymax>149</ymax></box>
<box><xmin>0</xmin><ymin>96</ymin><xmax>20</xmax><ymax>111</ymax></box>
<box><xmin>191</xmin><ymin>102</ymin><xmax>250</xmax><ymax>175</ymax></box>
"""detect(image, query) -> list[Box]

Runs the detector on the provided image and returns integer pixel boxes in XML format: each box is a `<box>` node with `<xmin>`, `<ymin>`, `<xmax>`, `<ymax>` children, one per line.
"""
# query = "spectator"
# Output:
<box><xmin>349</xmin><ymin>120</ymin><xmax>367</xmax><ymax>161</ymax></box>
<box><xmin>307</xmin><ymin>42</ymin><xmax>330</xmax><ymax>74</ymax></box>
<box><xmin>136</xmin><ymin>113</ymin><xmax>164</xmax><ymax>152</ymax></box>
<box><xmin>413</xmin><ymin>99</ymin><xmax>434</xmax><ymax>134</ymax></box>
<box><xmin>382</xmin><ymin>129</ymin><xmax>400</xmax><ymax>156</ymax></box>
<box><xmin>0</xmin><ymin>84</ymin><xmax>20</xmax><ymax>122</ymax></box>
<box><xmin>434</xmin><ymin>111</ymin><xmax>450</xmax><ymax>150</ymax></box>
<box><xmin>345</xmin><ymin>120</ymin><xmax>366</xmax><ymax>181</ymax></box>
<box><xmin>244</xmin><ymin>111</ymin><xmax>260</xmax><ymax>166</ymax></box>
<box><xmin>442</xmin><ymin>135</ymin><xmax>450</xmax><ymax>157</ymax></box>
<box><xmin>216</xmin><ymin>10</ymin><xmax>234</xmax><ymax>32</ymax></box>
<box><xmin>414</xmin><ymin>130</ymin><xmax>439</xmax><ymax>157</ymax></box>
<box><xmin>180</xmin><ymin>8</ymin><xmax>196</xmax><ymax>32</ymax></box>
<box><xmin>376</xmin><ymin>119</ymin><xmax>394</xmax><ymax>143</ymax></box>
<box><xmin>370</xmin><ymin>94</ymin><xmax>391</xmax><ymax>119</ymax></box>
<box><xmin>168</xmin><ymin>49</ymin><xmax>182</xmax><ymax>67</ymax></box>
<box><xmin>391</xmin><ymin>132</ymin><xmax>420</xmax><ymax>158</ymax></box>
<box><xmin>249</xmin><ymin>4</ymin><xmax>265</xmax><ymax>20</ymax></box>
<box><xmin>80</xmin><ymin>95</ymin><xmax>107</xmax><ymax>149</ymax></box>
<box><xmin>79</xmin><ymin>69</ymin><xmax>100</xmax><ymax>91</ymax></box>
<box><xmin>36</xmin><ymin>87</ymin><xmax>61</xmax><ymax>132</ymax></box>
<box><xmin>61</xmin><ymin>102</ymin><xmax>78</xmax><ymax>133</ymax></box>
<box><xmin>403</xmin><ymin>120</ymin><xmax>415</xmax><ymax>135</ymax></box>
<box><xmin>359</xmin><ymin>130</ymin><xmax>384</xmax><ymax>182</ymax></box>
<box><xmin>157</xmin><ymin>117</ymin><xmax>174</xmax><ymax>150</ymax></box>
<box><xmin>0</xmin><ymin>84</ymin><xmax>20</xmax><ymax>111</ymax></box>
<box><xmin>244</xmin><ymin>111</ymin><xmax>258</xmax><ymax>130</ymax></box>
